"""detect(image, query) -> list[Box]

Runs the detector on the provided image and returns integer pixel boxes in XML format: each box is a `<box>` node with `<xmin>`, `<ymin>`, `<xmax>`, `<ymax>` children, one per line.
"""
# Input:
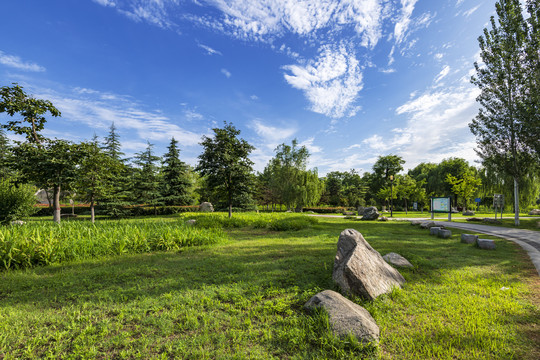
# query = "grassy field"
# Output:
<box><xmin>1</xmin><ymin>213</ymin><xmax>539</xmax><ymax>359</ymax></box>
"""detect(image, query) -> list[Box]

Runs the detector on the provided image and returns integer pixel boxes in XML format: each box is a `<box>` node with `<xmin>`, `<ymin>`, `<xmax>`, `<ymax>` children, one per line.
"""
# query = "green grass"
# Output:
<box><xmin>0</xmin><ymin>214</ymin><xmax>539</xmax><ymax>359</ymax></box>
<box><xmin>450</xmin><ymin>217</ymin><xmax>540</xmax><ymax>231</ymax></box>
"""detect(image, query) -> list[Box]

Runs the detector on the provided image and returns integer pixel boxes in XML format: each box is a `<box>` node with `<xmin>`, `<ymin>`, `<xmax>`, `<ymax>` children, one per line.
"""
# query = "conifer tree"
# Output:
<box><xmin>161</xmin><ymin>137</ymin><xmax>192</xmax><ymax>206</ymax></box>
<box><xmin>132</xmin><ymin>141</ymin><xmax>162</xmax><ymax>214</ymax></box>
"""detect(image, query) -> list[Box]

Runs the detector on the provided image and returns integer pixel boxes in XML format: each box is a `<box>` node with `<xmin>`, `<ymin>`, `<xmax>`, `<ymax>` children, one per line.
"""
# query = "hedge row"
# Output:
<box><xmin>33</xmin><ymin>205</ymin><xmax>200</xmax><ymax>217</ymax></box>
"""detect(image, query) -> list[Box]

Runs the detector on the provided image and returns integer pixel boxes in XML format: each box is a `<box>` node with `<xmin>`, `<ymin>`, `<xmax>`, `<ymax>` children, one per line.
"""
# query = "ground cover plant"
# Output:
<box><xmin>0</xmin><ymin>218</ymin><xmax>226</xmax><ymax>270</ymax></box>
<box><xmin>0</xmin><ymin>214</ymin><xmax>538</xmax><ymax>359</ymax></box>
<box><xmin>178</xmin><ymin>212</ymin><xmax>318</xmax><ymax>231</ymax></box>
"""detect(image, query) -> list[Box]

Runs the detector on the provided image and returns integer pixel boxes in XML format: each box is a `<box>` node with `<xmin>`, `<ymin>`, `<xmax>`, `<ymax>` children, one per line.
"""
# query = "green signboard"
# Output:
<box><xmin>431</xmin><ymin>197</ymin><xmax>451</xmax><ymax>213</ymax></box>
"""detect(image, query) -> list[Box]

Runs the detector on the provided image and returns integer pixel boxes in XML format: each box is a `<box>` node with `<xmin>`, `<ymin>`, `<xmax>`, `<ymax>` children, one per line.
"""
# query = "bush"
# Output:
<box><xmin>0</xmin><ymin>179</ymin><xmax>38</xmax><ymax>225</ymax></box>
<box><xmin>178</xmin><ymin>212</ymin><xmax>318</xmax><ymax>231</ymax></box>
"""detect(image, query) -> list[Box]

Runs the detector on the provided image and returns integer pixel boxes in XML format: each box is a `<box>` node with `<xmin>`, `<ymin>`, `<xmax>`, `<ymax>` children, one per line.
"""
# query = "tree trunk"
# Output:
<box><xmin>514</xmin><ymin>177</ymin><xmax>520</xmax><ymax>226</ymax></box>
<box><xmin>90</xmin><ymin>196</ymin><xmax>95</xmax><ymax>224</ymax></box>
<box><xmin>53</xmin><ymin>185</ymin><xmax>61</xmax><ymax>223</ymax></box>
<box><xmin>405</xmin><ymin>199</ymin><xmax>408</xmax><ymax>214</ymax></box>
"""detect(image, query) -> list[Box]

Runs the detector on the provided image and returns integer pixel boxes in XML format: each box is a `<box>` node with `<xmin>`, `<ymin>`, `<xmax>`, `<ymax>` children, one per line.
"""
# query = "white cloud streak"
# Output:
<box><xmin>282</xmin><ymin>43</ymin><xmax>363</xmax><ymax>118</ymax></box>
<box><xmin>198</xmin><ymin>43</ymin><xmax>222</xmax><ymax>55</ymax></box>
<box><xmin>221</xmin><ymin>68</ymin><xmax>231</xmax><ymax>78</ymax></box>
<box><xmin>0</xmin><ymin>51</ymin><xmax>45</xmax><ymax>72</ymax></box>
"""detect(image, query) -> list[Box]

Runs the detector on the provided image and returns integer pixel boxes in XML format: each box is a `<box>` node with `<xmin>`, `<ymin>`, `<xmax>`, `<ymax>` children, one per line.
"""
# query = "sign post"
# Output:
<box><xmin>493</xmin><ymin>194</ymin><xmax>504</xmax><ymax>219</ymax></box>
<box><xmin>431</xmin><ymin>197</ymin><xmax>452</xmax><ymax>221</ymax></box>
<box><xmin>475</xmin><ymin>197</ymin><xmax>481</xmax><ymax>212</ymax></box>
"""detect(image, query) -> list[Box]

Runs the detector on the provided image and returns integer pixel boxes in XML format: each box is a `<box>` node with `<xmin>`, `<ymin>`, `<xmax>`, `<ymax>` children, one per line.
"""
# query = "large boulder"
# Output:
<box><xmin>462</xmin><ymin>210</ymin><xmax>475</xmax><ymax>216</ymax></box>
<box><xmin>305</xmin><ymin>290</ymin><xmax>379</xmax><ymax>344</ymax></box>
<box><xmin>383</xmin><ymin>252</ymin><xmax>413</xmax><ymax>268</ymax></box>
<box><xmin>420</xmin><ymin>221</ymin><xmax>438</xmax><ymax>229</ymax></box>
<box><xmin>529</xmin><ymin>209</ymin><xmax>540</xmax><ymax>215</ymax></box>
<box><xmin>332</xmin><ymin>229</ymin><xmax>405</xmax><ymax>300</ymax></box>
<box><xmin>198</xmin><ymin>202</ymin><xmax>214</xmax><ymax>212</ymax></box>
<box><xmin>361</xmin><ymin>207</ymin><xmax>380</xmax><ymax>221</ymax></box>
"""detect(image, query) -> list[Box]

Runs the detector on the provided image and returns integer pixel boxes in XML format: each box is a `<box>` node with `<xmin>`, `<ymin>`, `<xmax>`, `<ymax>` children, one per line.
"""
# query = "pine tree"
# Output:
<box><xmin>102</xmin><ymin>122</ymin><xmax>124</xmax><ymax>161</ymax></box>
<box><xmin>161</xmin><ymin>137</ymin><xmax>192</xmax><ymax>206</ymax></box>
<box><xmin>197</xmin><ymin>122</ymin><xmax>255</xmax><ymax>218</ymax></box>
<box><xmin>132</xmin><ymin>141</ymin><xmax>162</xmax><ymax>214</ymax></box>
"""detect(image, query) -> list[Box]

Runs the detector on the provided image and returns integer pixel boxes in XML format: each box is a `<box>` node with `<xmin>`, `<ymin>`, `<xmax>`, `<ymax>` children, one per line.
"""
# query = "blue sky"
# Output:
<box><xmin>0</xmin><ymin>0</ymin><xmax>492</xmax><ymax>175</ymax></box>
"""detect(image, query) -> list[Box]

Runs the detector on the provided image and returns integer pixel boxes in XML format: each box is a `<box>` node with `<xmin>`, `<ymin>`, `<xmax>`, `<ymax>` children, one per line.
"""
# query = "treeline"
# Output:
<box><xmin>1</xmin><ymin>83</ymin><xmax>539</xmax><ymax>224</ymax></box>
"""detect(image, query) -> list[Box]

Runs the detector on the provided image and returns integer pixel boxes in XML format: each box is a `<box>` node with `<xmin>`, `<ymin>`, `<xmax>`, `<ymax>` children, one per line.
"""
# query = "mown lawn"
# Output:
<box><xmin>0</xmin><ymin>214</ymin><xmax>538</xmax><ymax>359</ymax></box>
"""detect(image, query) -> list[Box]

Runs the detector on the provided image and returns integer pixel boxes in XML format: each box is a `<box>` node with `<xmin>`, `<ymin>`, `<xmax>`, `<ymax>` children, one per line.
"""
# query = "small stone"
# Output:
<box><xmin>420</xmin><ymin>221</ymin><xmax>438</xmax><ymax>229</ymax></box>
<box><xmin>361</xmin><ymin>207</ymin><xmax>380</xmax><ymax>221</ymax></box>
<box><xmin>477</xmin><ymin>238</ymin><xmax>496</xmax><ymax>250</ymax></box>
<box><xmin>383</xmin><ymin>252</ymin><xmax>413</xmax><ymax>268</ymax></box>
<box><xmin>528</xmin><ymin>209</ymin><xmax>540</xmax><ymax>215</ymax></box>
<box><xmin>186</xmin><ymin>219</ymin><xmax>196</xmax><ymax>225</ymax></box>
<box><xmin>198</xmin><ymin>202</ymin><xmax>214</xmax><ymax>212</ymax></box>
<box><xmin>305</xmin><ymin>290</ymin><xmax>379</xmax><ymax>344</ymax></box>
<box><xmin>379</xmin><ymin>216</ymin><xmax>389</xmax><ymax>221</ymax></box>
<box><xmin>461</xmin><ymin>234</ymin><xmax>479</xmax><ymax>244</ymax></box>
<box><xmin>462</xmin><ymin>210</ymin><xmax>475</xmax><ymax>216</ymax></box>
<box><xmin>482</xmin><ymin>218</ymin><xmax>502</xmax><ymax>225</ymax></box>
<box><xmin>466</xmin><ymin>217</ymin><xmax>483</xmax><ymax>222</ymax></box>
<box><xmin>438</xmin><ymin>229</ymin><xmax>452</xmax><ymax>239</ymax></box>
<box><xmin>429</xmin><ymin>227</ymin><xmax>441</xmax><ymax>236</ymax></box>
<box><xmin>410</xmin><ymin>220</ymin><xmax>423</xmax><ymax>226</ymax></box>
<box><xmin>10</xmin><ymin>220</ymin><xmax>25</xmax><ymax>225</ymax></box>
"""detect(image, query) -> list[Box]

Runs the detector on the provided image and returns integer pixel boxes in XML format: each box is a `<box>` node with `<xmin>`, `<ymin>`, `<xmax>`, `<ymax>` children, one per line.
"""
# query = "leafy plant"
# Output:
<box><xmin>0</xmin><ymin>179</ymin><xmax>38</xmax><ymax>225</ymax></box>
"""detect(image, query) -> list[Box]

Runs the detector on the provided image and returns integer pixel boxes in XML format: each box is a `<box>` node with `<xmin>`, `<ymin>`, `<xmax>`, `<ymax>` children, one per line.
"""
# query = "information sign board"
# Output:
<box><xmin>432</xmin><ymin>197</ymin><xmax>451</xmax><ymax>213</ymax></box>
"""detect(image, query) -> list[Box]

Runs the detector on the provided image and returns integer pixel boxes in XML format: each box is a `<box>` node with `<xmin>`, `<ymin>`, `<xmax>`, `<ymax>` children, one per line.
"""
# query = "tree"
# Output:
<box><xmin>371</xmin><ymin>154</ymin><xmax>405</xmax><ymax>207</ymax></box>
<box><xmin>0</xmin><ymin>129</ymin><xmax>16</xmax><ymax>181</ymax></box>
<box><xmin>470</xmin><ymin>0</ymin><xmax>537</xmax><ymax>225</ymax></box>
<box><xmin>131</xmin><ymin>141</ymin><xmax>162</xmax><ymax>214</ymax></box>
<box><xmin>161</xmin><ymin>137</ymin><xmax>193</xmax><ymax>206</ymax></box>
<box><xmin>446</xmin><ymin>173</ymin><xmax>482</xmax><ymax>211</ymax></box>
<box><xmin>13</xmin><ymin>139</ymin><xmax>83</xmax><ymax>223</ymax></box>
<box><xmin>76</xmin><ymin>139</ymin><xmax>122</xmax><ymax>223</ymax></box>
<box><xmin>102</xmin><ymin>122</ymin><xmax>124</xmax><ymax>161</ymax></box>
<box><xmin>0</xmin><ymin>83</ymin><xmax>60</xmax><ymax>144</ymax></box>
<box><xmin>197</xmin><ymin>122</ymin><xmax>255</xmax><ymax>218</ymax></box>
<box><xmin>0</xmin><ymin>178</ymin><xmax>38</xmax><ymax>225</ymax></box>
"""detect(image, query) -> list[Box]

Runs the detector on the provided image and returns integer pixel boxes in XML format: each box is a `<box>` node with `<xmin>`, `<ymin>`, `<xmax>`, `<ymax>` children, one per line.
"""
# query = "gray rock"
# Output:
<box><xmin>198</xmin><ymin>202</ymin><xmax>214</xmax><ymax>212</ymax></box>
<box><xmin>477</xmin><ymin>238</ymin><xmax>496</xmax><ymax>250</ymax></box>
<box><xmin>466</xmin><ymin>217</ymin><xmax>483</xmax><ymax>222</ymax></box>
<box><xmin>361</xmin><ymin>206</ymin><xmax>380</xmax><ymax>220</ymax></box>
<box><xmin>461</xmin><ymin>234</ymin><xmax>478</xmax><ymax>244</ymax></box>
<box><xmin>410</xmin><ymin>220</ymin><xmax>423</xmax><ymax>226</ymax></box>
<box><xmin>529</xmin><ymin>209</ymin><xmax>540</xmax><ymax>215</ymax></box>
<box><xmin>10</xmin><ymin>220</ymin><xmax>26</xmax><ymax>225</ymax></box>
<box><xmin>379</xmin><ymin>216</ymin><xmax>389</xmax><ymax>221</ymax></box>
<box><xmin>357</xmin><ymin>206</ymin><xmax>365</xmax><ymax>215</ymax></box>
<box><xmin>429</xmin><ymin>227</ymin><xmax>442</xmax><ymax>236</ymax></box>
<box><xmin>420</xmin><ymin>221</ymin><xmax>438</xmax><ymax>229</ymax></box>
<box><xmin>482</xmin><ymin>218</ymin><xmax>502</xmax><ymax>225</ymax></box>
<box><xmin>462</xmin><ymin>210</ymin><xmax>475</xmax><ymax>216</ymax></box>
<box><xmin>305</xmin><ymin>290</ymin><xmax>379</xmax><ymax>344</ymax></box>
<box><xmin>186</xmin><ymin>219</ymin><xmax>197</xmax><ymax>225</ymax></box>
<box><xmin>383</xmin><ymin>252</ymin><xmax>413</xmax><ymax>268</ymax></box>
<box><xmin>438</xmin><ymin>229</ymin><xmax>452</xmax><ymax>238</ymax></box>
<box><xmin>333</xmin><ymin>229</ymin><xmax>405</xmax><ymax>300</ymax></box>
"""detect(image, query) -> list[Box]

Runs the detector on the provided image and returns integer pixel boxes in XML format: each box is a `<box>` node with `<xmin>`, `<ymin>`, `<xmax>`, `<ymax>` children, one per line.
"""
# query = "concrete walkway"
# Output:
<box><xmin>433</xmin><ymin>221</ymin><xmax>540</xmax><ymax>276</ymax></box>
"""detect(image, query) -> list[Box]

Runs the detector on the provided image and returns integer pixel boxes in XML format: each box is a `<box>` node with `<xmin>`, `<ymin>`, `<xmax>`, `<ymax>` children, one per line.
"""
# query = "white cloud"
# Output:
<box><xmin>394</xmin><ymin>0</ymin><xmax>418</xmax><ymax>44</ymax></box>
<box><xmin>0</xmin><ymin>51</ymin><xmax>45</xmax><ymax>72</ymax></box>
<box><xmin>434</xmin><ymin>53</ymin><xmax>444</xmax><ymax>60</ymax></box>
<box><xmin>463</xmin><ymin>5</ymin><xmax>480</xmax><ymax>18</ymax></box>
<box><xmin>250</xmin><ymin>119</ymin><xmax>297</xmax><ymax>144</ymax></box>
<box><xmin>282</xmin><ymin>43</ymin><xmax>363</xmax><ymax>118</ymax></box>
<box><xmin>221</xmin><ymin>68</ymin><xmax>232</xmax><ymax>78</ymax></box>
<box><xmin>362</xmin><ymin>134</ymin><xmax>386</xmax><ymax>151</ymax></box>
<box><xmin>92</xmin><ymin>0</ymin><xmax>116</xmax><ymax>7</ymax></box>
<box><xmin>299</xmin><ymin>137</ymin><xmax>322</xmax><ymax>154</ymax></box>
<box><xmin>198</xmin><ymin>43</ymin><xmax>222</xmax><ymax>56</ymax></box>
<box><xmin>434</xmin><ymin>65</ymin><xmax>450</xmax><ymax>83</ymax></box>
<box><xmin>36</xmin><ymin>86</ymin><xmax>202</xmax><ymax>147</ymax></box>
<box><xmin>250</xmin><ymin>94</ymin><xmax>259</xmax><ymax>100</ymax></box>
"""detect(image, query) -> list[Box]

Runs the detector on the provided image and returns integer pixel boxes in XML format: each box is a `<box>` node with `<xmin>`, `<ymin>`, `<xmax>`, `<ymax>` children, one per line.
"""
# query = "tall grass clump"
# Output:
<box><xmin>178</xmin><ymin>212</ymin><xmax>318</xmax><ymax>230</ymax></box>
<box><xmin>0</xmin><ymin>219</ymin><xmax>226</xmax><ymax>270</ymax></box>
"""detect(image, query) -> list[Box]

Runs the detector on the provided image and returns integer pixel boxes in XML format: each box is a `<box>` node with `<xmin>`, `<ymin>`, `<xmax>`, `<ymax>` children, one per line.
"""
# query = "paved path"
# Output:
<box><xmin>433</xmin><ymin>221</ymin><xmax>540</xmax><ymax>276</ymax></box>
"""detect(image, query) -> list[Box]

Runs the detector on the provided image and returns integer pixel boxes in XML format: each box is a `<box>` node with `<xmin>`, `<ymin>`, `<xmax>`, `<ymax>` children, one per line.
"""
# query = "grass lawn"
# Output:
<box><xmin>1</xmin><ymin>214</ymin><xmax>539</xmax><ymax>359</ymax></box>
<box><xmin>449</xmin><ymin>217</ymin><xmax>540</xmax><ymax>231</ymax></box>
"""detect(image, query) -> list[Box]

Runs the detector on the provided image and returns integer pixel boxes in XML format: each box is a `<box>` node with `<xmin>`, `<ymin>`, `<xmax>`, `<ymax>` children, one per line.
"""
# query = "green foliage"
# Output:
<box><xmin>160</xmin><ymin>137</ymin><xmax>194</xmax><ymax>206</ymax></box>
<box><xmin>197</xmin><ymin>122</ymin><xmax>255</xmax><ymax>217</ymax></box>
<box><xmin>0</xmin><ymin>219</ymin><xmax>226</xmax><ymax>270</ymax></box>
<box><xmin>131</xmin><ymin>141</ymin><xmax>162</xmax><ymax>212</ymax></box>
<box><xmin>323</xmin><ymin>170</ymin><xmax>367</xmax><ymax>207</ymax></box>
<box><xmin>0</xmin><ymin>83</ymin><xmax>61</xmax><ymax>143</ymax></box>
<box><xmin>101</xmin><ymin>122</ymin><xmax>124</xmax><ymax>161</ymax></box>
<box><xmin>446</xmin><ymin>172</ymin><xmax>483</xmax><ymax>210</ymax></box>
<box><xmin>178</xmin><ymin>212</ymin><xmax>318</xmax><ymax>231</ymax></box>
<box><xmin>0</xmin><ymin>179</ymin><xmax>38</xmax><ymax>225</ymax></box>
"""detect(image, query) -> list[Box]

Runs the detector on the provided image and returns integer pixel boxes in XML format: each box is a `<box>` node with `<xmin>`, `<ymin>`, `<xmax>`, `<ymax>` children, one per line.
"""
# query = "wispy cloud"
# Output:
<box><xmin>35</xmin><ymin>86</ymin><xmax>202</xmax><ymax>147</ymax></box>
<box><xmin>0</xmin><ymin>50</ymin><xmax>45</xmax><ymax>72</ymax></box>
<box><xmin>434</xmin><ymin>65</ymin><xmax>450</xmax><ymax>83</ymax></box>
<box><xmin>394</xmin><ymin>0</ymin><xmax>418</xmax><ymax>44</ymax></box>
<box><xmin>250</xmin><ymin>119</ymin><xmax>297</xmax><ymax>145</ymax></box>
<box><xmin>463</xmin><ymin>5</ymin><xmax>480</xmax><ymax>18</ymax></box>
<box><xmin>197</xmin><ymin>43</ymin><xmax>222</xmax><ymax>56</ymax></box>
<box><xmin>221</xmin><ymin>68</ymin><xmax>231</xmax><ymax>78</ymax></box>
<box><xmin>282</xmin><ymin>43</ymin><xmax>363</xmax><ymax>118</ymax></box>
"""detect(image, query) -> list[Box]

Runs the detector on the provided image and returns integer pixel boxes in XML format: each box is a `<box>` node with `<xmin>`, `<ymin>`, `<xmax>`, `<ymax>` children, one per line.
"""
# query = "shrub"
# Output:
<box><xmin>0</xmin><ymin>179</ymin><xmax>38</xmax><ymax>225</ymax></box>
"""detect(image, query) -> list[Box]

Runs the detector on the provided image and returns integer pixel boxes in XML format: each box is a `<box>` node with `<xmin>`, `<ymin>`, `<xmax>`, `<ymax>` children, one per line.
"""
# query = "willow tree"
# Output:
<box><xmin>470</xmin><ymin>0</ymin><xmax>538</xmax><ymax>225</ymax></box>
